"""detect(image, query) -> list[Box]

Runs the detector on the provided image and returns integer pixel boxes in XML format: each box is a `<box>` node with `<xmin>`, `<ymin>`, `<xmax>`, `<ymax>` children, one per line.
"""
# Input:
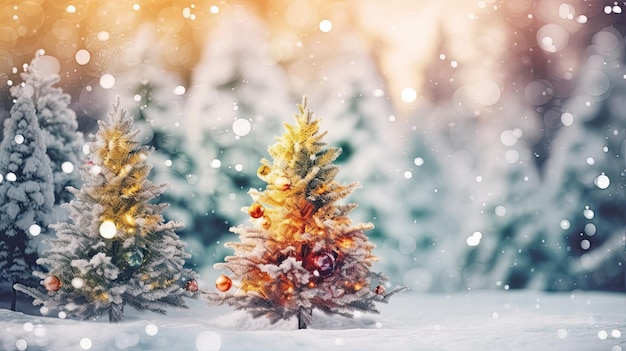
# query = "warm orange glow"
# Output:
<box><xmin>124</xmin><ymin>213</ymin><xmax>135</xmax><ymax>226</ymax></box>
<box><xmin>339</xmin><ymin>238</ymin><xmax>353</xmax><ymax>249</ymax></box>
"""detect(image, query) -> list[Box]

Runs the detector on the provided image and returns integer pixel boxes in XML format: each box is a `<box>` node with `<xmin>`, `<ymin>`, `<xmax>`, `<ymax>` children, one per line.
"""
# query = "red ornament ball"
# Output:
<box><xmin>248</xmin><ymin>203</ymin><xmax>264</xmax><ymax>219</ymax></box>
<box><xmin>43</xmin><ymin>275</ymin><xmax>61</xmax><ymax>292</ymax></box>
<box><xmin>307</xmin><ymin>252</ymin><xmax>336</xmax><ymax>278</ymax></box>
<box><xmin>374</xmin><ymin>285</ymin><xmax>386</xmax><ymax>296</ymax></box>
<box><xmin>184</xmin><ymin>279</ymin><xmax>199</xmax><ymax>292</ymax></box>
<box><xmin>216</xmin><ymin>274</ymin><xmax>232</xmax><ymax>292</ymax></box>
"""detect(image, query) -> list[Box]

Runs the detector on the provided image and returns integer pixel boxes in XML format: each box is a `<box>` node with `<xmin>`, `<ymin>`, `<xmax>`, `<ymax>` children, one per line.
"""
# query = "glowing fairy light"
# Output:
<box><xmin>195</xmin><ymin>331</ymin><xmax>222</xmax><ymax>351</ymax></box>
<box><xmin>319</xmin><ymin>19</ymin><xmax>332</xmax><ymax>33</ymax></box>
<box><xmin>210</xmin><ymin>159</ymin><xmax>221</xmax><ymax>168</ymax></box>
<box><xmin>99</xmin><ymin>220</ymin><xmax>117</xmax><ymax>239</ymax></box>
<box><xmin>80</xmin><ymin>337</ymin><xmax>92</xmax><ymax>350</ymax></box>
<box><xmin>61</xmin><ymin>161</ymin><xmax>74</xmax><ymax>173</ymax></box>
<box><xmin>173</xmin><ymin>85</ymin><xmax>186</xmax><ymax>95</ymax></box>
<box><xmin>97</xmin><ymin>31</ymin><xmax>110</xmax><ymax>41</ymax></box>
<box><xmin>561</xmin><ymin>112</ymin><xmax>574</xmax><ymax>126</ymax></box>
<box><xmin>99</xmin><ymin>74</ymin><xmax>116</xmax><ymax>89</ymax></box>
<box><xmin>71</xmin><ymin>277</ymin><xmax>84</xmax><ymax>289</ymax></box>
<box><xmin>595</xmin><ymin>174</ymin><xmax>610</xmax><ymax>189</ymax></box>
<box><xmin>145</xmin><ymin>324</ymin><xmax>159</xmax><ymax>336</ymax></box>
<box><xmin>466</xmin><ymin>231</ymin><xmax>482</xmax><ymax>246</ymax></box>
<box><xmin>400</xmin><ymin>87</ymin><xmax>417</xmax><ymax>103</ymax></box>
<box><xmin>232</xmin><ymin>119</ymin><xmax>251</xmax><ymax>137</ymax></box>
<box><xmin>28</xmin><ymin>224</ymin><xmax>41</xmax><ymax>236</ymax></box>
<box><xmin>75</xmin><ymin>49</ymin><xmax>90</xmax><ymax>65</ymax></box>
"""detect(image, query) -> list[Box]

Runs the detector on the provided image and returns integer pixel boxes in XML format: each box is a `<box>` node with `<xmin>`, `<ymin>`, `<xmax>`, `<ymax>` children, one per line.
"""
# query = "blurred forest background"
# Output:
<box><xmin>0</xmin><ymin>0</ymin><xmax>625</xmax><ymax>293</ymax></box>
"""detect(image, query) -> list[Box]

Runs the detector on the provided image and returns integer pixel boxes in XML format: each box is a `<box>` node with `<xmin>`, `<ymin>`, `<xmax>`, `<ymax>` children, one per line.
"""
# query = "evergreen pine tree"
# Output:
<box><xmin>0</xmin><ymin>94</ymin><xmax>54</xmax><ymax>308</ymax></box>
<box><xmin>543</xmin><ymin>27</ymin><xmax>626</xmax><ymax>291</ymax></box>
<box><xmin>11</xmin><ymin>57</ymin><xmax>84</xmax><ymax>221</ymax></box>
<box><xmin>14</xmin><ymin>102</ymin><xmax>198</xmax><ymax>322</ymax></box>
<box><xmin>208</xmin><ymin>97</ymin><xmax>404</xmax><ymax>328</ymax></box>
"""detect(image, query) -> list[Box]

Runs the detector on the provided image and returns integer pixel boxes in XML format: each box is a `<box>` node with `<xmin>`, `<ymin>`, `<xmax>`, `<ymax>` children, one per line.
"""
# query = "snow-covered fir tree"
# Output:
<box><xmin>457</xmin><ymin>97</ymin><xmax>560</xmax><ymax>291</ymax></box>
<box><xmin>11</xmin><ymin>57</ymin><xmax>84</xmax><ymax>222</ymax></box>
<box><xmin>543</xmin><ymin>27</ymin><xmax>626</xmax><ymax>291</ymax></box>
<box><xmin>14</xmin><ymin>102</ymin><xmax>198</xmax><ymax>322</ymax></box>
<box><xmin>396</xmin><ymin>123</ymin><xmax>461</xmax><ymax>292</ymax></box>
<box><xmin>0</xmin><ymin>94</ymin><xmax>54</xmax><ymax>306</ymax></box>
<box><xmin>208</xmin><ymin>98</ymin><xmax>405</xmax><ymax>328</ymax></box>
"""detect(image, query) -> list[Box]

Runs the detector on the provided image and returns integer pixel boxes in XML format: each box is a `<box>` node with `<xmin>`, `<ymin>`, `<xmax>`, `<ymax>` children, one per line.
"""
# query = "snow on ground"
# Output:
<box><xmin>1</xmin><ymin>289</ymin><xmax>625</xmax><ymax>351</ymax></box>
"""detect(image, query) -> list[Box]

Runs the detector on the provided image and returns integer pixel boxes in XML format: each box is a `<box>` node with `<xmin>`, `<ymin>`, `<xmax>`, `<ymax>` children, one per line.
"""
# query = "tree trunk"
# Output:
<box><xmin>10</xmin><ymin>281</ymin><xmax>17</xmax><ymax>312</ymax></box>
<box><xmin>297</xmin><ymin>308</ymin><xmax>312</xmax><ymax>329</ymax></box>
<box><xmin>109</xmin><ymin>303</ymin><xmax>124</xmax><ymax>323</ymax></box>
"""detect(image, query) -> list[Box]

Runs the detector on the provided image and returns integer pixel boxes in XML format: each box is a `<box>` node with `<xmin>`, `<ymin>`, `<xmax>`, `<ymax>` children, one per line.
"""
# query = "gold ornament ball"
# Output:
<box><xmin>216</xmin><ymin>274</ymin><xmax>233</xmax><ymax>292</ymax></box>
<box><xmin>257</xmin><ymin>164</ymin><xmax>271</xmax><ymax>178</ymax></box>
<box><xmin>43</xmin><ymin>275</ymin><xmax>62</xmax><ymax>292</ymax></box>
<box><xmin>248</xmin><ymin>203</ymin><xmax>264</xmax><ymax>218</ymax></box>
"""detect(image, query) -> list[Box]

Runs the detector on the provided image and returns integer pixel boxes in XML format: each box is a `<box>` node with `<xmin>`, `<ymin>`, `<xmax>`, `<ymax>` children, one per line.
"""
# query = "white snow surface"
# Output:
<box><xmin>2</xmin><ymin>289</ymin><xmax>625</xmax><ymax>351</ymax></box>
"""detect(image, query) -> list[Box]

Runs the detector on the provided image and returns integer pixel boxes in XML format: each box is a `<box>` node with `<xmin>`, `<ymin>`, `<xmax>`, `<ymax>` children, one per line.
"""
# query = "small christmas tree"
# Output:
<box><xmin>0</xmin><ymin>94</ymin><xmax>55</xmax><ymax>310</ymax></box>
<box><xmin>207</xmin><ymin>97</ymin><xmax>405</xmax><ymax>329</ymax></box>
<box><xmin>14</xmin><ymin>102</ymin><xmax>198</xmax><ymax>322</ymax></box>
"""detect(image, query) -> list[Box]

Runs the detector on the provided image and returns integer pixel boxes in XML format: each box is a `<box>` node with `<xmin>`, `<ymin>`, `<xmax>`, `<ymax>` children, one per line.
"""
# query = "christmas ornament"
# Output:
<box><xmin>248</xmin><ymin>203</ymin><xmax>264</xmax><ymax>218</ymax></box>
<box><xmin>216</xmin><ymin>274</ymin><xmax>233</xmax><ymax>292</ymax></box>
<box><xmin>306</xmin><ymin>252</ymin><xmax>335</xmax><ymax>278</ymax></box>
<box><xmin>184</xmin><ymin>279</ymin><xmax>199</xmax><ymax>292</ymax></box>
<box><xmin>274</xmin><ymin>176</ymin><xmax>291</xmax><ymax>191</ymax></box>
<box><xmin>123</xmin><ymin>249</ymin><xmax>144</xmax><ymax>269</ymax></box>
<box><xmin>43</xmin><ymin>275</ymin><xmax>61</xmax><ymax>291</ymax></box>
<box><xmin>257</xmin><ymin>164</ymin><xmax>271</xmax><ymax>179</ymax></box>
<box><xmin>374</xmin><ymin>285</ymin><xmax>386</xmax><ymax>295</ymax></box>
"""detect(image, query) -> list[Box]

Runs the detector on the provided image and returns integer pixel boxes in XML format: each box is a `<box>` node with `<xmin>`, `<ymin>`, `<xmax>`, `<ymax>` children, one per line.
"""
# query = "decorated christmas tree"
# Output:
<box><xmin>14</xmin><ymin>102</ymin><xmax>198</xmax><ymax>322</ymax></box>
<box><xmin>207</xmin><ymin>97</ymin><xmax>405</xmax><ymax>329</ymax></box>
<box><xmin>0</xmin><ymin>94</ymin><xmax>55</xmax><ymax>310</ymax></box>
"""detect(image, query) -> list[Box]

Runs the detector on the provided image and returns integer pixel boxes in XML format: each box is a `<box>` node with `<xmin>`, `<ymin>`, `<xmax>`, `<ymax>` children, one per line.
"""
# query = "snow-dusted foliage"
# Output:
<box><xmin>208</xmin><ymin>98</ymin><xmax>405</xmax><ymax>328</ymax></box>
<box><xmin>14</xmin><ymin>102</ymin><xmax>198</xmax><ymax>322</ymax></box>
<box><xmin>543</xmin><ymin>27</ymin><xmax>626</xmax><ymax>291</ymax></box>
<box><xmin>0</xmin><ymin>95</ymin><xmax>54</xmax><ymax>291</ymax></box>
<box><xmin>10</xmin><ymin>57</ymin><xmax>84</xmax><ymax>221</ymax></box>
